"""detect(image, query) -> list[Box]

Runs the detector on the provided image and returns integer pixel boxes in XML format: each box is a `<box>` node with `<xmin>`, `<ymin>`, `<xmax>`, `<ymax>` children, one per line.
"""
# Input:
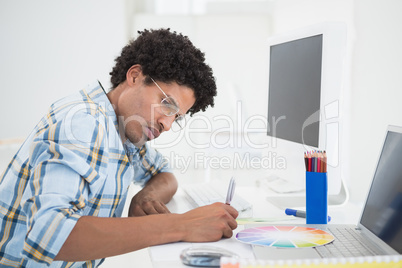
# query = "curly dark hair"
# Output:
<box><xmin>109</xmin><ymin>28</ymin><xmax>217</xmax><ymax>116</ymax></box>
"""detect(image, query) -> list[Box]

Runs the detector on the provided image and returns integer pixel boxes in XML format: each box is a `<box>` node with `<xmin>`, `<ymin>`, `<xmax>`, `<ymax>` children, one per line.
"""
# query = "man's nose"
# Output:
<box><xmin>158</xmin><ymin>115</ymin><xmax>175</xmax><ymax>132</ymax></box>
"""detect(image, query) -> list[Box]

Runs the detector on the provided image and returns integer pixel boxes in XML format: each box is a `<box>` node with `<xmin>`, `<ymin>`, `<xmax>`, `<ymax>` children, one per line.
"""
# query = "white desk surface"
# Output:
<box><xmin>102</xmin><ymin>184</ymin><xmax>363</xmax><ymax>268</ymax></box>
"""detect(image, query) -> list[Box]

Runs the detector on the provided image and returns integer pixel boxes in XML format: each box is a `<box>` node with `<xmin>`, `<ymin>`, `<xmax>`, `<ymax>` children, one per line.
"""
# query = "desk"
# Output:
<box><xmin>102</xmin><ymin>184</ymin><xmax>362</xmax><ymax>268</ymax></box>
<box><xmin>123</xmin><ymin>184</ymin><xmax>362</xmax><ymax>267</ymax></box>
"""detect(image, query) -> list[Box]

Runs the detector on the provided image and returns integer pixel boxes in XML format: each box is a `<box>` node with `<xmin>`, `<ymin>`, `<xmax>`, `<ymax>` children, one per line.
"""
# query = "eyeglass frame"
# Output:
<box><xmin>149</xmin><ymin>77</ymin><xmax>187</xmax><ymax>129</ymax></box>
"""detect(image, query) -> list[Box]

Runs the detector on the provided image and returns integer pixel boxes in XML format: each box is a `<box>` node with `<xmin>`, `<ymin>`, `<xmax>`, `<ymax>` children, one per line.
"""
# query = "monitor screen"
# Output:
<box><xmin>267</xmin><ymin>34</ymin><xmax>323</xmax><ymax>148</ymax></box>
<box><xmin>360</xmin><ymin>129</ymin><xmax>402</xmax><ymax>253</ymax></box>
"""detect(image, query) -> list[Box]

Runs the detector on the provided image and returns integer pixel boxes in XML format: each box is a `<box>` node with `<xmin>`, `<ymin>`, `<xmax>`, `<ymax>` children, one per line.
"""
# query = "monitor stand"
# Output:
<box><xmin>266</xmin><ymin>178</ymin><xmax>349</xmax><ymax>209</ymax></box>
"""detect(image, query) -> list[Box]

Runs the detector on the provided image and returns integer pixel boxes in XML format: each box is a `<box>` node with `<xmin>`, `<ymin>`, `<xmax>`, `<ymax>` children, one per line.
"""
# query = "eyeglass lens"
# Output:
<box><xmin>160</xmin><ymin>98</ymin><xmax>179</xmax><ymax>116</ymax></box>
<box><xmin>151</xmin><ymin>76</ymin><xmax>186</xmax><ymax>129</ymax></box>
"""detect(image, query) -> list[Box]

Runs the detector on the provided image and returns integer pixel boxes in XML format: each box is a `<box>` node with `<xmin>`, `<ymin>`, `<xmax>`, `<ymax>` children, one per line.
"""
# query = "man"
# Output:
<box><xmin>0</xmin><ymin>29</ymin><xmax>238</xmax><ymax>267</ymax></box>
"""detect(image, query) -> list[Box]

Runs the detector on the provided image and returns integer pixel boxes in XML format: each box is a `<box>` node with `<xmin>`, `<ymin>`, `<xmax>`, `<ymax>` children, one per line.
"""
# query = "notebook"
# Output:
<box><xmin>251</xmin><ymin>125</ymin><xmax>402</xmax><ymax>260</ymax></box>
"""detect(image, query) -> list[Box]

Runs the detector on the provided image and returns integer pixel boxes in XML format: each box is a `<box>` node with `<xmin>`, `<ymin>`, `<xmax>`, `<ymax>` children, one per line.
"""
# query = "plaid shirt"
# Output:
<box><xmin>0</xmin><ymin>81</ymin><xmax>171</xmax><ymax>267</ymax></box>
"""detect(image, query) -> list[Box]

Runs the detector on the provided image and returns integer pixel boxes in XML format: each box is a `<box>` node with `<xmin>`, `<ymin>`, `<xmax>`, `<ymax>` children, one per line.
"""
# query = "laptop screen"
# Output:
<box><xmin>360</xmin><ymin>129</ymin><xmax>402</xmax><ymax>254</ymax></box>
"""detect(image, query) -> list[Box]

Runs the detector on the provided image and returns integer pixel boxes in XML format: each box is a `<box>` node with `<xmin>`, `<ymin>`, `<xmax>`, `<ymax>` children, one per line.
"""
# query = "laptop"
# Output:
<box><xmin>252</xmin><ymin>125</ymin><xmax>402</xmax><ymax>260</ymax></box>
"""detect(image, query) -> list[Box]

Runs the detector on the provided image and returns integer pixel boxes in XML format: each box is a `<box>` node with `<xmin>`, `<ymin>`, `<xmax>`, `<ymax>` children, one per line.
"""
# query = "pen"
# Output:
<box><xmin>285</xmin><ymin>208</ymin><xmax>331</xmax><ymax>222</ymax></box>
<box><xmin>225</xmin><ymin>177</ymin><xmax>236</xmax><ymax>205</ymax></box>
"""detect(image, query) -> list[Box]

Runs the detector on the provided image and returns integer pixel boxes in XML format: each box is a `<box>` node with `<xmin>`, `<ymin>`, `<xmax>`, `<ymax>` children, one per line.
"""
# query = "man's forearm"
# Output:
<box><xmin>142</xmin><ymin>172</ymin><xmax>178</xmax><ymax>204</ymax></box>
<box><xmin>55</xmin><ymin>214</ymin><xmax>183</xmax><ymax>261</ymax></box>
<box><xmin>128</xmin><ymin>172</ymin><xmax>178</xmax><ymax>216</ymax></box>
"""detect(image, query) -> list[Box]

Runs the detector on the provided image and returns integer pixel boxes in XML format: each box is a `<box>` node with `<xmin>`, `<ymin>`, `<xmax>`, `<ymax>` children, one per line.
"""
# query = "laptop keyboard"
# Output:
<box><xmin>182</xmin><ymin>183</ymin><xmax>253</xmax><ymax>218</ymax></box>
<box><xmin>317</xmin><ymin>227</ymin><xmax>383</xmax><ymax>258</ymax></box>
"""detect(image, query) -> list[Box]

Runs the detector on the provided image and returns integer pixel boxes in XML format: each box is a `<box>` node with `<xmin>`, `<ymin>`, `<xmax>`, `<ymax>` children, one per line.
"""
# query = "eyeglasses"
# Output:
<box><xmin>150</xmin><ymin>77</ymin><xmax>186</xmax><ymax>130</ymax></box>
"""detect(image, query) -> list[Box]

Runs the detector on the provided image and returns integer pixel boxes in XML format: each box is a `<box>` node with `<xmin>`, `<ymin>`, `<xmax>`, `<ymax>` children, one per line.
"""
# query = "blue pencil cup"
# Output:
<box><xmin>306</xmin><ymin>172</ymin><xmax>328</xmax><ymax>224</ymax></box>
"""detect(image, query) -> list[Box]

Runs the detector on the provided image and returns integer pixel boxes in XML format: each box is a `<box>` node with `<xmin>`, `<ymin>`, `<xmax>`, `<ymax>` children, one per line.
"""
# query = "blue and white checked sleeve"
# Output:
<box><xmin>125</xmin><ymin>142</ymin><xmax>173</xmax><ymax>187</ymax></box>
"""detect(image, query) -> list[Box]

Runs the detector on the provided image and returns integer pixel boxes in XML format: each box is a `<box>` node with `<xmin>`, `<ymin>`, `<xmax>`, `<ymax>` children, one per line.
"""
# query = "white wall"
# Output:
<box><xmin>0</xmin><ymin>0</ymin><xmax>127</xmax><ymax>141</ymax></box>
<box><xmin>349</xmin><ymin>0</ymin><xmax>402</xmax><ymax>201</ymax></box>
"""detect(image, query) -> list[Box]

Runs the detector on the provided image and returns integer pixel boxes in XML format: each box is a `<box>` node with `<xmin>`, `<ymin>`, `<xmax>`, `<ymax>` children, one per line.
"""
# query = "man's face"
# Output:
<box><xmin>116</xmin><ymin>74</ymin><xmax>195</xmax><ymax>147</ymax></box>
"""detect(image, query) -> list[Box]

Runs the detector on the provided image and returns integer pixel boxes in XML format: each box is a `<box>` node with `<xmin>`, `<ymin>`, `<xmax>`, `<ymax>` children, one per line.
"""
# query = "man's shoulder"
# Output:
<box><xmin>31</xmin><ymin>81</ymin><xmax>116</xmax><ymax>140</ymax></box>
<box><xmin>52</xmin><ymin>81</ymin><xmax>102</xmax><ymax>106</ymax></box>
<box><xmin>50</xmin><ymin>82</ymin><xmax>111</xmax><ymax>119</ymax></box>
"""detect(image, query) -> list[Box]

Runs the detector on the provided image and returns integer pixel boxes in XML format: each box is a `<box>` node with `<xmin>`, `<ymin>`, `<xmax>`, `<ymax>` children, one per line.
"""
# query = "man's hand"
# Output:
<box><xmin>179</xmin><ymin>202</ymin><xmax>239</xmax><ymax>242</ymax></box>
<box><xmin>129</xmin><ymin>191</ymin><xmax>170</xmax><ymax>216</ymax></box>
<box><xmin>128</xmin><ymin>172</ymin><xmax>178</xmax><ymax>217</ymax></box>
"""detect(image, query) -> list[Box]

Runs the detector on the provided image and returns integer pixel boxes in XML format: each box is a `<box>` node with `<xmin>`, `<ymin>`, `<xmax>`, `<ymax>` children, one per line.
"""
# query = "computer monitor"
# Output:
<box><xmin>265</xmin><ymin>23</ymin><xmax>347</xmax><ymax>195</ymax></box>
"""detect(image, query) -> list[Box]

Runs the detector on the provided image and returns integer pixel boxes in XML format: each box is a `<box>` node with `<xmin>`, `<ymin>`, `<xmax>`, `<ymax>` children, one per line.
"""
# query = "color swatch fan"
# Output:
<box><xmin>236</xmin><ymin>226</ymin><xmax>334</xmax><ymax>248</ymax></box>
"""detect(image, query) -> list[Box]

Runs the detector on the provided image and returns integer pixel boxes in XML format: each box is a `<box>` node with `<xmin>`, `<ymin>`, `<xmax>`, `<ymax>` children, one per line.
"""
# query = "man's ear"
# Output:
<box><xmin>126</xmin><ymin>64</ymin><xmax>143</xmax><ymax>86</ymax></box>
